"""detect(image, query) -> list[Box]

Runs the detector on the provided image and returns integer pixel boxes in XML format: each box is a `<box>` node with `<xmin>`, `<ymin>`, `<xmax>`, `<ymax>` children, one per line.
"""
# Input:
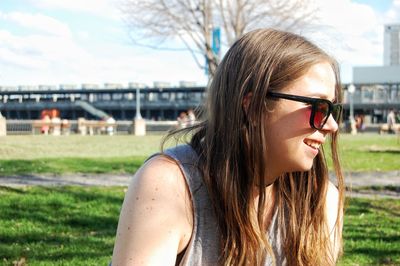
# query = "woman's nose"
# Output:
<box><xmin>321</xmin><ymin>114</ymin><xmax>339</xmax><ymax>133</ymax></box>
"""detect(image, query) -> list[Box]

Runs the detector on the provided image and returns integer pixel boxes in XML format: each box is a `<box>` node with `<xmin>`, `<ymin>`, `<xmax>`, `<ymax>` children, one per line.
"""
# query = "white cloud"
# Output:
<box><xmin>2</xmin><ymin>0</ymin><xmax>397</xmax><ymax>86</ymax></box>
<box><xmin>297</xmin><ymin>0</ymin><xmax>395</xmax><ymax>82</ymax></box>
<box><xmin>0</xmin><ymin>46</ymin><xmax>47</xmax><ymax>69</ymax></box>
<box><xmin>385</xmin><ymin>0</ymin><xmax>400</xmax><ymax>22</ymax></box>
<box><xmin>0</xmin><ymin>18</ymin><xmax>206</xmax><ymax>86</ymax></box>
<box><xmin>28</xmin><ymin>0</ymin><xmax>120</xmax><ymax>20</ymax></box>
<box><xmin>0</xmin><ymin>11</ymin><xmax>96</xmax><ymax>83</ymax></box>
<box><xmin>321</xmin><ymin>1</ymin><xmax>378</xmax><ymax>33</ymax></box>
<box><xmin>2</xmin><ymin>12</ymin><xmax>71</xmax><ymax>37</ymax></box>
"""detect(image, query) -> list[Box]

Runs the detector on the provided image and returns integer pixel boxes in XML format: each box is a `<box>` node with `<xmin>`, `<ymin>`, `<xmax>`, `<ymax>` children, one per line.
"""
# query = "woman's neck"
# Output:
<box><xmin>252</xmin><ymin>184</ymin><xmax>276</xmax><ymax>229</ymax></box>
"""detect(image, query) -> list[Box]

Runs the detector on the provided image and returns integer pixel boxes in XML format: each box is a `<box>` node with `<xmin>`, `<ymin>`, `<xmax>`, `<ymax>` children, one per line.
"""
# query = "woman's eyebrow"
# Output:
<box><xmin>306</xmin><ymin>92</ymin><xmax>334</xmax><ymax>101</ymax></box>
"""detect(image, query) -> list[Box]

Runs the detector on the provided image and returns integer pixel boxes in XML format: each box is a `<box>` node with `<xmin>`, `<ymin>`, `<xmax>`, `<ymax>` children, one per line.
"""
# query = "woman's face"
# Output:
<box><xmin>265</xmin><ymin>62</ymin><xmax>338</xmax><ymax>179</ymax></box>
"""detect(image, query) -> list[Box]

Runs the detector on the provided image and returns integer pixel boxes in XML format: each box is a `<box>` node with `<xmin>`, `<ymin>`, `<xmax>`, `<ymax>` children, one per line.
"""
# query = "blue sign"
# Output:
<box><xmin>212</xmin><ymin>27</ymin><xmax>221</xmax><ymax>56</ymax></box>
<box><xmin>205</xmin><ymin>55</ymin><xmax>208</xmax><ymax>75</ymax></box>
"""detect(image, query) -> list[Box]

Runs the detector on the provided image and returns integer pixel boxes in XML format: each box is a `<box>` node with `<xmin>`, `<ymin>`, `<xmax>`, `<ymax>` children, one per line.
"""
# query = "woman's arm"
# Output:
<box><xmin>112</xmin><ymin>155</ymin><xmax>193</xmax><ymax>266</ymax></box>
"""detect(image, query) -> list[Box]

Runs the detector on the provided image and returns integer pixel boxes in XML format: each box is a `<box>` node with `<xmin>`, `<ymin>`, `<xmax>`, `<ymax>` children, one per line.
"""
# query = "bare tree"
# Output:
<box><xmin>120</xmin><ymin>0</ymin><xmax>316</xmax><ymax>78</ymax></box>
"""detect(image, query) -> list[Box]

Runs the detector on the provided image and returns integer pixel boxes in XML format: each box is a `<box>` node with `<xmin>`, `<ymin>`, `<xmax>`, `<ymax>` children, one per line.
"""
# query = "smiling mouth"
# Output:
<box><xmin>304</xmin><ymin>140</ymin><xmax>320</xmax><ymax>149</ymax></box>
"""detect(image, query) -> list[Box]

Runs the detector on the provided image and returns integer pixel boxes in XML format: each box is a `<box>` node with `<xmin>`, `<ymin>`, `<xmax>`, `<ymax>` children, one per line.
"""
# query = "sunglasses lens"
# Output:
<box><xmin>333</xmin><ymin>105</ymin><xmax>342</xmax><ymax>122</ymax></box>
<box><xmin>313</xmin><ymin>102</ymin><xmax>330</xmax><ymax>128</ymax></box>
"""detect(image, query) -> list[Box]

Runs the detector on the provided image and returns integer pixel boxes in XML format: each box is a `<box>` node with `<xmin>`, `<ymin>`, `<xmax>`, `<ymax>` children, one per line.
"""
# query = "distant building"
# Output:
<box><xmin>384</xmin><ymin>24</ymin><xmax>400</xmax><ymax>66</ymax></box>
<box><xmin>353</xmin><ymin>65</ymin><xmax>400</xmax><ymax>84</ymax></box>
<box><xmin>350</xmin><ymin>24</ymin><xmax>400</xmax><ymax>125</ymax></box>
<box><xmin>353</xmin><ymin>24</ymin><xmax>400</xmax><ymax>84</ymax></box>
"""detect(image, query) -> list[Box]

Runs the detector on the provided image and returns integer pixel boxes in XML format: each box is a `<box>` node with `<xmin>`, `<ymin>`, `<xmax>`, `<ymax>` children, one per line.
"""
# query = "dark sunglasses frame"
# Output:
<box><xmin>266</xmin><ymin>91</ymin><xmax>343</xmax><ymax>130</ymax></box>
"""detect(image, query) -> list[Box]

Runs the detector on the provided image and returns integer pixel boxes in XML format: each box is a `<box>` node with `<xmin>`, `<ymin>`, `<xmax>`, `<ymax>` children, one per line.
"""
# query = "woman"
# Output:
<box><xmin>112</xmin><ymin>28</ymin><xmax>345</xmax><ymax>265</ymax></box>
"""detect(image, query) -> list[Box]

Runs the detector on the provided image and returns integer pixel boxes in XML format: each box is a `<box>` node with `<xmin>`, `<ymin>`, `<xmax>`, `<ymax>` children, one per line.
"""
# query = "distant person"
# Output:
<box><xmin>187</xmin><ymin>109</ymin><xmax>196</xmax><ymax>126</ymax></box>
<box><xmin>51</xmin><ymin>116</ymin><xmax>61</xmax><ymax>136</ymax></box>
<box><xmin>396</xmin><ymin>111</ymin><xmax>400</xmax><ymax>123</ymax></box>
<box><xmin>0</xmin><ymin>111</ymin><xmax>6</xmax><ymax>136</ymax></box>
<box><xmin>387</xmin><ymin>109</ymin><xmax>396</xmax><ymax>134</ymax></box>
<box><xmin>61</xmin><ymin>119</ymin><xmax>70</xmax><ymax>135</ymax></box>
<box><xmin>105</xmin><ymin>116</ymin><xmax>116</xmax><ymax>135</ymax></box>
<box><xmin>355</xmin><ymin>114</ymin><xmax>365</xmax><ymax>132</ymax></box>
<box><xmin>41</xmin><ymin>115</ymin><xmax>51</xmax><ymax>135</ymax></box>
<box><xmin>112</xmin><ymin>29</ymin><xmax>344</xmax><ymax>265</ymax></box>
<box><xmin>77</xmin><ymin>117</ymin><xmax>87</xmax><ymax>135</ymax></box>
<box><xmin>177</xmin><ymin>112</ymin><xmax>188</xmax><ymax>128</ymax></box>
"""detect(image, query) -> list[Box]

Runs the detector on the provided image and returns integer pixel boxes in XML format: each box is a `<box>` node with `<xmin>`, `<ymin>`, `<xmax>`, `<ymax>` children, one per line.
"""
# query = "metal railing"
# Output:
<box><xmin>5</xmin><ymin>120</ymin><xmax>179</xmax><ymax>135</ymax></box>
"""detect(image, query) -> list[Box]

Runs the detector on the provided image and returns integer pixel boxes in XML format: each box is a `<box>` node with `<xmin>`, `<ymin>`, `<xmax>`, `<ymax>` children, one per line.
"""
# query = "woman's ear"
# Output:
<box><xmin>242</xmin><ymin>92</ymin><xmax>253</xmax><ymax>114</ymax></box>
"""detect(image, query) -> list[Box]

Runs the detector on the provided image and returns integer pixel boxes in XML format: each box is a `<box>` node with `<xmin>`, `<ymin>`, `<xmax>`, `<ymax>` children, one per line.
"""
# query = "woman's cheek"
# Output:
<box><xmin>303</xmin><ymin>108</ymin><xmax>312</xmax><ymax>128</ymax></box>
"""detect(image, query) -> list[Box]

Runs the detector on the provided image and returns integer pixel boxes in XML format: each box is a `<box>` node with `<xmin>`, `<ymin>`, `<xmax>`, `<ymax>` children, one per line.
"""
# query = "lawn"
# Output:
<box><xmin>0</xmin><ymin>186</ymin><xmax>398</xmax><ymax>266</ymax></box>
<box><xmin>0</xmin><ymin>133</ymin><xmax>399</xmax><ymax>265</ymax></box>
<box><xmin>0</xmin><ymin>135</ymin><xmax>164</xmax><ymax>159</ymax></box>
<box><xmin>333</xmin><ymin>134</ymin><xmax>400</xmax><ymax>172</ymax></box>
<box><xmin>0</xmin><ymin>133</ymin><xmax>399</xmax><ymax>175</ymax></box>
<box><xmin>338</xmin><ymin>197</ymin><xmax>400</xmax><ymax>266</ymax></box>
<box><xmin>0</xmin><ymin>186</ymin><xmax>123</xmax><ymax>266</ymax></box>
<box><xmin>0</xmin><ymin>134</ymin><xmax>400</xmax><ymax>265</ymax></box>
<box><xmin>0</xmin><ymin>135</ymin><xmax>164</xmax><ymax>175</ymax></box>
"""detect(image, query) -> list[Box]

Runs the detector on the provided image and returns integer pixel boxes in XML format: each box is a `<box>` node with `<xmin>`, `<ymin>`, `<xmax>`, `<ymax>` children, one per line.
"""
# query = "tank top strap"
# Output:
<box><xmin>162</xmin><ymin>144</ymin><xmax>221</xmax><ymax>265</ymax></box>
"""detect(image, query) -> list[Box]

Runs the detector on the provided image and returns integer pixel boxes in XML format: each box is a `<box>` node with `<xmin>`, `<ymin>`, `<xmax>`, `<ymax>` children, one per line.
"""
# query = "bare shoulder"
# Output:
<box><xmin>326</xmin><ymin>181</ymin><xmax>340</xmax><ymax>225</ymax></box>
<box><xmin>112</xmin><ymin>154</ymin><xmax>193</xmax><ymax>265</ymax></box>
<box><xmin>326</xmin><ymin>181</ymin><xmax>339</xmax><ymax>207</ymax></box>
<box><xmin>325</xmin><ymin>181</ymin><xmax>343</xmax><ymax>260</ymax></box>
<box><xmin>132</xmin><ymin>154</ymin><xmax>189</xmax><ymax>194</ymax></box>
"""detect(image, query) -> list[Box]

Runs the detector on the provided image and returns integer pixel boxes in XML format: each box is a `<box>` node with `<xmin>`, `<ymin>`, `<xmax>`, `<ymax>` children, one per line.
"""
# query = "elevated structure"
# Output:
<box><xmin>384</xmin><ymin>24</ymin><xmax>400</xmax><ymax>66</ymax></box>
<box><xmin>75</xmin><ymin>100</ymin><xmax>109</xmax><ymax>119</ymax></box>
<box><xmin>0</xmin><ymin>83</ymin><xmax>398</xmax><ymax>124</ymax></box>
<box><xmin>0</xmin><ymin>85</ymin><xmax>206</xmax><ymax>121</ymax></box>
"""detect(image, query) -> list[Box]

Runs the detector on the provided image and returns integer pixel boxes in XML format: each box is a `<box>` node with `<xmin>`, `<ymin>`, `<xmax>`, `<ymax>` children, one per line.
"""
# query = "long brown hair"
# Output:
<box><xmin>164</xmin><ymin>28</ymin><xmax>344</xmax><ymax>265</ymax></box>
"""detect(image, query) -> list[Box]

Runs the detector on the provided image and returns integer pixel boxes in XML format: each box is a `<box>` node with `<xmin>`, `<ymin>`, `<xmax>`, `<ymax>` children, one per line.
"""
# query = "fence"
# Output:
<box><xmin>5</xmin><ymin>119</ymin><xmax>397</xmax><ymax>136</ymax></box>
<box><xmin>6</xmin><ymin>120</ymin><xmax>179</xmax><ymax>135</ymax></box>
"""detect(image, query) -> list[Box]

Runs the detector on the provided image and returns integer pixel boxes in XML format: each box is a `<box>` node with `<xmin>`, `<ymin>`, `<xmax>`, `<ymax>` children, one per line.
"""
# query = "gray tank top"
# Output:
<box><xmin>163</xmin><ymin>144</ymin><xmax>286</xmax><ymax>265</ymax></box>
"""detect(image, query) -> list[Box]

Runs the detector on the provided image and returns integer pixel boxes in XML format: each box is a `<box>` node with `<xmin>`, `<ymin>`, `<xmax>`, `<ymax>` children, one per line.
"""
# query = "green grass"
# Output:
<box><xmin>0</xmin><ymin>186</ymin><xmax>398</xmax><ymax>265</ymax></box>
<box><xmin>0</xmin><ymin>135</ymin><xmax>164</xmax><ymax>159</ymax></box>
<box><xmin>339</xmin><ymin>197</ymin><xmax>400</xmax><ymax>265</ymax></box>
<box><xmin>0</xmin><ymin>133</ymin><xmax>398</xmax><ymax>175</ymax></box>
<box><xmin>336</xmin><ymin>134</ymin><xmax>400</xmax><ymax>172</ymax></box>
<box><xmin>0</xmin><ymin>135</ymin><xmax>166</xmax><ymax>175</ymax></box>
<box><xmin>0</xmin><ymin>157</ymin><xmax>145</xmax><ymax>175</ymax></box>
<box><xmin>0</xmin><ymin>186</ymin><xmax>124</xmax><ymax>266</ymax></box>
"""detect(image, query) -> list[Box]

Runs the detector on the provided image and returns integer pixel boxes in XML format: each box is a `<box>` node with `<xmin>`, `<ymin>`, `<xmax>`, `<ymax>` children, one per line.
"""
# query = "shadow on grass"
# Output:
<box><xmin>342</xmin><ymin>198</ymin><xmax>400</xmax><ymax>264</ymax></box>
<box><xmin>350</xmin><ymin>185</ymin><xmax>400</xmax><ymax>193</ymax></box>
<box><xmin>0</xmin><ymin>185</ymin><xmax>27</xmax><ymax>194</ymax></box>
<box><xmin>0</xmin><ymin>186</ymin><xmax>124</xmax><ymax>264</ymax></box>
<box><xmin>0</xmin><ymin>156</ymin><xmax>145</xmax><ymax>176</ymax></box>
<box><xmin>367</xmin><ymin>149</ymin><xmax>400</xmax><ymax>154</ymax></box>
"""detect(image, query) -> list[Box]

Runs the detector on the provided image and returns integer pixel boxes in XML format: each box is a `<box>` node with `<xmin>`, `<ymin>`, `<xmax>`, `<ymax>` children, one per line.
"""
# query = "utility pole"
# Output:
<box><xmin>133</xmin><ymin>87</ymin><xmax>146</xmax><ymax>136</ymax></box>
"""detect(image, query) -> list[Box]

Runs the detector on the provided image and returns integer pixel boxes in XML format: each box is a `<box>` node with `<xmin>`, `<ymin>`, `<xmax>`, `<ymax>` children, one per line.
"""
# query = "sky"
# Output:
<box><xmin>0</xmin><ymin>0</ymin><xmax>399</xmax><ymax>88</ymax></box>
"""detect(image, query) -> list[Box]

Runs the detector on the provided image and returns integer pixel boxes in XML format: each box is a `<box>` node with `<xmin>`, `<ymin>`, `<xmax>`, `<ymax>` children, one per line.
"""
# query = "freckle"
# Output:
<box><xmin>136</xmin><ymin>197</ymin><xmax>139</xmax><ymax>200</ymax></box>
<box><xmin>155</xmin><ymin>187</ymin><xmax>158</xmax><ymax>191</ymax></box>
<box><xmin>128</xmin><ymin>227</ymin><xmax>130</xmax><ymax>230</ymax></box>
<box><xmin>129</xmin><ymin>258</ymin><xmax>132</xmax><ymax>261</ymax></box>
<box><xmin>152</xmin><ymin>198</ymin><xmax>155</xmax><ymax>201</ymax></box>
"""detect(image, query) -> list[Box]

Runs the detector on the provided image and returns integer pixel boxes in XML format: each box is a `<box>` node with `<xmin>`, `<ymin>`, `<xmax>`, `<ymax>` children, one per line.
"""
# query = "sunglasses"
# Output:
<box><xmin>266</xmin><ymin>91</ymin><xmax>342</xmax><ymax>130</ymax></box>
